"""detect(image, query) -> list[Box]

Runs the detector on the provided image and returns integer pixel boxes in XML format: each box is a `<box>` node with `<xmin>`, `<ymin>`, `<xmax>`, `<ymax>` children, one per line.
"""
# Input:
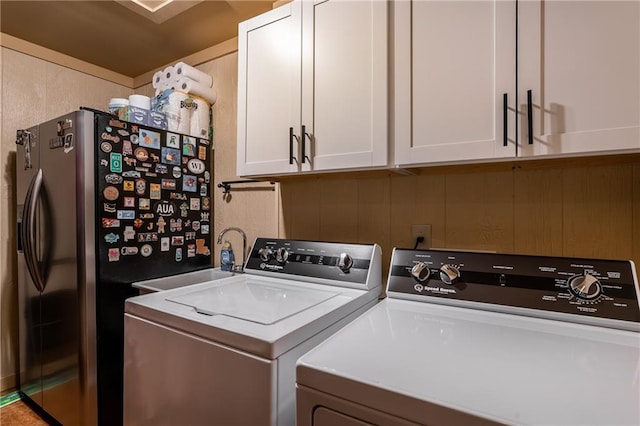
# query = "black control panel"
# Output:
<box><xmin>245</xmin><ymin>238</ymin><xmax>377</xmax><ymax>285</ymax></box>
<box><xmin>388</xmin><ymin>249</ymin><xmax>640</xmax><ymax>325</ymax></box>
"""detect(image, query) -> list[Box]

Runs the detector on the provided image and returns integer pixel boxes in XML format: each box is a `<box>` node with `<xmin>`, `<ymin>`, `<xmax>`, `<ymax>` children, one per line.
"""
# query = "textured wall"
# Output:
<box><xmin>0</xmin><ymin>47</ymin><xmax>132</xmax><ymax>390</ymax></box>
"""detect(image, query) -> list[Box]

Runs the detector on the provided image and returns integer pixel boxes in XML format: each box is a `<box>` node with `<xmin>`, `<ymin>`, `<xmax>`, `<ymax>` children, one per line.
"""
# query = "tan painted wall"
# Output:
<box><xmin>0</xmin><ymin>47</ymin><xmax>132</xmax><ymax>390</ymax></box>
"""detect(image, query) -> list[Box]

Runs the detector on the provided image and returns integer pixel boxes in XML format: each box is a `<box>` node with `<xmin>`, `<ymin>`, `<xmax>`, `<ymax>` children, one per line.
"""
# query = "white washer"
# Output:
<box><xmin>297</xmin><ymin>249</ymin><xmax>640</xmax><ymax>426</ymax></box>
<box><xmin>123</xmin><ymin>238</ymin><xmax>382</xmax><ymax>426</ymax></box>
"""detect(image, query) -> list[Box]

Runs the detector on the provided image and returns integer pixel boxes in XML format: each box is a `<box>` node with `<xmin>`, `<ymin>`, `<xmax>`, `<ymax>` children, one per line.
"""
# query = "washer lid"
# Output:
<box><xmin>167</xmin><ymin>279</ymin><xmax>340</xmax><ymax>325</ymax></box>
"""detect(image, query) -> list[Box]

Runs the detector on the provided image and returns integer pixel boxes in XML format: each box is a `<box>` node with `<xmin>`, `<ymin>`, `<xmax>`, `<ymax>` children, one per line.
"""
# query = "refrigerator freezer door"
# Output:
<box><xmin>16</xmin><ymin>124</ymin><xmax>43</xmax><ymax>407</ymax></box>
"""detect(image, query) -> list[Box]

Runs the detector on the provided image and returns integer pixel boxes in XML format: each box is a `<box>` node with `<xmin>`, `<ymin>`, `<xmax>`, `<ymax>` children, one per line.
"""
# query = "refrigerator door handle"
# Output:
<box><xmin>21</xmin><ymin>169</ymin><xmax>45</xmax><ymax>292</ymax></box>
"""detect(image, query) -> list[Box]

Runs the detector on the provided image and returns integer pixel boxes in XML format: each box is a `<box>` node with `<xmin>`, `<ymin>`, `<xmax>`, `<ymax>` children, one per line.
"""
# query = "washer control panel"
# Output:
<box><xmin>245</xmin><ymin>238</ymin><xmax>379</xmax><ymax>287</ymax></box>
<box><xmin>388</xmin><ymin>249</ymin><xmax>640</xmax><ymax>328</ymax></box>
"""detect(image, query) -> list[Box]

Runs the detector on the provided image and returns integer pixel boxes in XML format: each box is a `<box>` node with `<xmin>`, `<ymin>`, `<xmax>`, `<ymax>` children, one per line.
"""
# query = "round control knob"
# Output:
<box><xmin>275</xmin><ymin>247</ymin><xmax>289</xmax><ymax>264</ymax></box>
<box><xmin>258</xmin><ymin>247</ymin><xmax>273</xmax><ymax>262</ymax></box>
<box><xmin>411</xmin><ymin>262</ymin><xmax>431</xmax><ymax>282</ymax></box>
<box><xmin>568</xmin><ymin>273</ymin><xmax>602</xmax><ymax>300</ymax></box>
<box><xmin>337</xmin><ymin>253</ymin><xmax>354</xmax><ymax>273</ymax></box>
<box><xmin>439</xmin><ymin>264</ymin><xmax>460</xmax><ymax>285</ymax></box>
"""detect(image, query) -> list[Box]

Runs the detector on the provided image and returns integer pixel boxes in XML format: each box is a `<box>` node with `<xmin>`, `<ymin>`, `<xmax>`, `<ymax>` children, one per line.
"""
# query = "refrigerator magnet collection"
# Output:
<box><xmin>96</xmin><ymin>112</ymin><xmax>212</xmax><ymax>283</ymax></box>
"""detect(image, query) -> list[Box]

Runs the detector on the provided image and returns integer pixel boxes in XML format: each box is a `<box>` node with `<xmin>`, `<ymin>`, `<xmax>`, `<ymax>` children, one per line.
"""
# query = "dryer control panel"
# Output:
<box><xmin>245</xmin><ymin>238</ymin><xmax>381</xmax><ymax>290</ymax></box>
<box><xmin>388</xmin><ymin>249</ymin><xmax>640</xmax><ymax>330</ymax></box>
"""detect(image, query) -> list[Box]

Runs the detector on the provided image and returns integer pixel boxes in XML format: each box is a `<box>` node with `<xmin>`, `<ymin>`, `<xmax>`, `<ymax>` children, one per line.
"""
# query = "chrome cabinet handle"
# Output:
<box><xmin>22</xmin><ymin>169</ymin><xmax>46</xmax><ymax>292</ymax></box>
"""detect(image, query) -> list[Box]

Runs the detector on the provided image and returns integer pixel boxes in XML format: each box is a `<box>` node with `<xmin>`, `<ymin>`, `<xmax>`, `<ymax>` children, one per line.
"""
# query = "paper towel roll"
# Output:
<box><xmin>189</xmin><ymin>98</ymin><xmax>210</xmax><ymax>139</ymax></box>
<box><xmin>177</xmin><ymin>77</ymin><xmax>217</xmax><ymax>105</ymax></box>
<box><xmin>166</xmin><ymin>91</ymin><xmax>190</xmax><ymax>134</ymax></box>
<box><xmin>174</xmin><ymin>62</ymin><xmax>213</xmax><ymax>88</ymax></box>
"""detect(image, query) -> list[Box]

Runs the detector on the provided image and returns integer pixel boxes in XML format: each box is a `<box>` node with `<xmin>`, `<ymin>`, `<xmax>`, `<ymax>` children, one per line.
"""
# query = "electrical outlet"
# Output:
<box><xmin>411</xmin><ymin>224</ymin><xmax>432</xmax><ymax>249</ymax></box>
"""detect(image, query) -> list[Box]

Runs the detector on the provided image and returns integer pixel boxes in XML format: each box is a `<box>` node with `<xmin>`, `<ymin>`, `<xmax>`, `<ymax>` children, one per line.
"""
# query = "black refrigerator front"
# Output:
<box><xmin>15</xmin><ymin>109</ymin><xmax>212</xmax><ymax>425</ymax></box>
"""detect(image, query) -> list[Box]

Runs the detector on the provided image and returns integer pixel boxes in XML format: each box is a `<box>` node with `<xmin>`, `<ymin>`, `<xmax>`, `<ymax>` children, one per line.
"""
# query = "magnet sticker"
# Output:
<box><xmin>137</xmin><ymin>232</ymin><xmax>158</xmax><ymax>242</ymax></box>
<box><xmin>198</xmin><ymin>146</ymin><xmax>207</xmax><ymax>161</ymax></box>
<box><xmin>104</xmin><ymin>203</ymin><xmax>116</xmax><ymax>213</ymax></box>
<box><xmin>123</xmin><ymin>181</ymin><xmax>134</xmax><ymax>191</ymax></box>
<box><xmin>180</xmin><ymin>202</ymin><xmax>189</xmax><ymax>217</ymax></box>
<box><xmin>108</xmin><ymin>248</ymin><xmax>120</xmax><ymax>262</ymax></box>
<box><xmin>172</xmin><ymin>166</ymin><xmax>182</xmax><ymax>178</ymax></box>
<box><xmin>175</xmin><ymin>248</ymin><xmax>183</xmax><ymax>261</ymax></box>
<box><xmin>135</xmin><ymin>167</ymin><xmax>148</xmax><ymax>173</ymax></box>
<box><xmin>150</xmin><ymin>153</ymin><xmax>160</xmax><ymax>163</ymax></box>
<box><xmin>146</xmin><ymin>222</ymin><xmax>154</xmax><ymax>231</ymax></box>
<box><xmin>187</xmin><ymin>244</ymin><xmax>196</xmax><ymax>258</ymax></box>
<box><xmin>145</xmin><ymin>172</ymin><xmax>157</xmax><ymax>178</ymax></box>
<box><xmin>102</xmin><ymin>218</ymin><xmax>121</xmax><ymax>228</ymax></box>
<box><xmin>170</xmin><ymin>192</ymin><xmax>187</xmax><ymax>201</ymax></box>
<box><xmin>166</xmin><ymin>133</ymin><xmax>180</xmax><ymax>148</ymax></box>
<box><xmin>124</xmin><ymin>157</ymin><xmax>137</xmax><ymax>167</ymax></box>
<box><xmin>132</xmin><ymin>125</ymin><xmax>139</xmax><ymax>133</ymax></box>
<box><xmin>141</xmin><ymin>163</ymin><xmax>153</xmax><ymax>168</ymax></box>
<box><xmin>104</xmin><ymin>233</ymin><xmax>119</xmax><ymax>244</ymax></box>
<box><xmin>134</xmin><ymin>218</ymin><xmax>144</xmax><ymax>229</ymax></box>
<box><xmin>110</xmin><ymin>153</ymin><xmax>122</xmax><ymax>173</ymax></box>
<box><xmin>105</xmin><ymin>173</ymin><xmax>123</xmax><ymax>185</ymax></box>
<box><xmin>140</xmin><ymin>213</ymin><xmax>154</xmax><ymax>219</ymax></box>
<box><xmin>122</xmin><ymin>140</ymin><xmax>133</xmax><ymax>156</ymax></box>
<box><xmin>121</xmin><ymin>246</ymin><xmax>139</xmax><ymax>256</ymax></box>
<box><xmin>161</xmin><ymin>179</ymin><xmax>176</xmax><ymax>190</ymax></box>
<box><xmin>117</xmin><ymin>210</ymin><xmax>136</xmax><ymax>220</ymax></box>
<box><xmin>117</xmin><ymin>129</ymin><xmax>130</xmax><ymax>137</ymax></box>
<box><xmin>199</xmin><ymin>138</ymin><xmax>210</xmax><ymax>146</ymax></box>
<box><xmin>200</xmin><ymin>212</ymin><xmax>210</xmax><ymax>222</ymax></box>
<box><xmin>183</xmin><ymin>175</ymin><xmax>197</xmax><ymax>192</ymax></box>
<box><xmin>190</xmin><ymin>198</ymin><xmax>200</xmax><ymax>210</ymax></box>
<box><xmin>139</xmin><ymin>129</ymin><xmax>161</xmax><ymax>149</ymax></box>
<box><xmin>140</xmin><ymin>244</ymin><xmax>153</xmax><ymax>257</ymax></box>
<box><xmin>139</xmin><ymin>198</ymin><xmax>151</xmax><ymax>210</ymax></box>
<box><xmin>183</xmin><ymin>136</ymin><xmax>196</xmax><ymax>157</ymax></box>
<box><xmin>124</xmin><ymin>197</ymin><xmax>135</xmax><ymax>207</ymax></box>
<box><xmin>200</xmin><ymin>184</ymin><xmax>207</xmax><ymax>197</ymax></box>
<box><xmin>204</xmin><ymin>171</ymin><xmax>210</xmax><ymax>184</ymax></box>
<box><xmin>134</xmin><ymin>147</ymin><xmax>149</xmax><ymax>162</ymax></box>
<box><xmin>101</xmin><ymin>132</ymin><xmax>120</xmax><ymax>144</ymax></box>
<box><xmin>187</xmin><ymin>158</ymin><xmax>205</xmax><ymax>175</ymax></box>
<box><xmin>124</xmin><ymin>226</ymin><xmax>136</xmax><ymax>241</ymax></box>
<box><xmin>162</xmin><ymin>147</ymin><xmax>181</xmax><ymax>165</ymax></box>
<box><xmin>100</xmin><ymin>159</ymin><xmax>109</xmax><ymax>167</ymax></box>
<box><xmin>157</xmin><ymin>217</ymin><xmax>166</xmax><ymax>233</ymax></box>
<box><xmin>155</xmin><ymin>164</ymin><xmax>168</xmax><ymax>174</ymax></box>
<box><xmin>201</xmin><ymin>224</ymin><xmax>209</xmax><ymax>235</ymax></box>
<box><xmin>175</xmin><ymin>218</ymin><xmax>183</xmax><ymax>232</ymax></box>
<box><xmin>130</xmin><ymin>134</ymin><xmax>139</xmax><ymax>144</ymax></box>
<box><xmin>135</xmin><ymin>178</ymin><xmax>146</xmax><ymax>195</ymax></box>
<box><xmin>100</xmin><ymin>142</ymin><xmax>112</xmax><ymax>153</ymax></box>
<box><xmin>202</xmin><ymin>197</ymin><xmax>210</xmax><ymax>211</ymax></box>
<box><xmin>171</xmin><ymin>236</ymin><xmax>184</xmax><ymax>246</ymax></box>
<box><xmin>185</xmin><ymin>231</ymin><xmax>196</xmax><ymax>240</ymax></box>
<box><xmin>196</xmin><ymin>239</ymin><xmax>210</xmax><ymax>255</ymax></box>
<box><xmin>150</xmin><ymin>184</ymin><xmax>161</xmax><ymax>200</ymax></box>
<box><xmin>109</xmin><ymin>119</ymin><xmax>127</xmax><ymax>129</ymax></box>
<box><xmin>184</xmin><ymin>219</ymin><xmax>191</xmax><ymax>228</ymax></box>
<box><xmin>192</xmin><ymin>221</ymin><xmax>200</xmax><ymax>231</ymax></box>
<box><xmin>161</xmin><ymin>237</ymin><xmax>170</xmax><ymax>252</ymax></box>
<box><xmin>103</xmin><ymin>186</ymin><xmax>119</xmax><ymax>201</ymax></box>
<box><xmin>154</xmin><ymin>200</ymin><xmax>176</xmax><ymax>217</ymax></box>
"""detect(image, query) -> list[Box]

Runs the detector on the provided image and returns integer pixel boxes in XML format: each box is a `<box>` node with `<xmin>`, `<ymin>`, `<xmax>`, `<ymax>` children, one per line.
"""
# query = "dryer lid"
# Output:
<box><xmin>166</xmin><ymin>278</ymin><xmax>340</xmax><ymax>324</ymax></box>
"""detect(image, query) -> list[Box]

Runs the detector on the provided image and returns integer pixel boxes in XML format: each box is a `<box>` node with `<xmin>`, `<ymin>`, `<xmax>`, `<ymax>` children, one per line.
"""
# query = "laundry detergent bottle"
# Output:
<box><xmin>220</xmin><ymin>240</ymin><xmax>235</xmax><ymax>271</ymax></box>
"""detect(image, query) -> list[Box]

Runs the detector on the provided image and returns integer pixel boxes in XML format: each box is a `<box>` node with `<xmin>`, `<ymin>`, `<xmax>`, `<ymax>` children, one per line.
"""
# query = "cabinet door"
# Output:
<box><xmin>519</xmin><ymin>1</ymin><xmax>640</xmax><ymax>157</ymax></box>
<box><xmin>237</xmin><ymin>3</ymin><xmax>302</xmax><ymax>177</ymax></box>
<box><xmin>394</xmin><ymin>0</ymin><xmax>516</xmax><ymax>166</ymax></box>
<box><xmin>301</xmin><ymin>0</ymin><xmax>388</xmax><ymax>172</ymax></box>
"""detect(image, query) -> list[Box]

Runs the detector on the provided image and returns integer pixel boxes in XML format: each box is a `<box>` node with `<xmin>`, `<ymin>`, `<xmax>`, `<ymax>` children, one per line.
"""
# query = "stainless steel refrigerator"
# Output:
<box><xmin>15</xmin><ymin>108</ymin><xmax>212</xmax><ymax>425</ymax></box>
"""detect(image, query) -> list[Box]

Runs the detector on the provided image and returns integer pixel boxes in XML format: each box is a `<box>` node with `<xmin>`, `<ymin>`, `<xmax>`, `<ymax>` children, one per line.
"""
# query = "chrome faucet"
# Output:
<box><xmin>216</xmin><ymin>227</ymin><xmax>247</xmax><ymax>272</ymax></box>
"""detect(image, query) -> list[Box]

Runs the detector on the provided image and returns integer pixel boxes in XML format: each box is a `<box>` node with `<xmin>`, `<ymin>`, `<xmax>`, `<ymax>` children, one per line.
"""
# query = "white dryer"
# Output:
<box><xmin>297</xmin><ymin>248</ymin><xmax>640</xmax><ymax>426</ymax></box>
<box><xmin>123</xmin><ymin>238</ymin><xmax>382</xmax><ymax>426</ymax></box>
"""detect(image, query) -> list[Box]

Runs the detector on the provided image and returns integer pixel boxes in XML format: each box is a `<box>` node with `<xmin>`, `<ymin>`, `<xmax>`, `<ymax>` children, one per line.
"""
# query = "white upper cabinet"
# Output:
<box><xmin>518</xmin><ymin>0</ymin><xmax>640</xmax><ymax>158</ymax></box>
<box><xmin>237</xmin><ymin>0</ymin><xmax>388</xmax><ymax>177</ymax></box>
<box><xmin>394</xmin><ymin>0</ymin><xmax>516</xmax><ymax>167</ymax></box>
<box><xmin>237</xmin><ymin>3</ymin><xmax>301</xmax><ymax>177</ymax></box>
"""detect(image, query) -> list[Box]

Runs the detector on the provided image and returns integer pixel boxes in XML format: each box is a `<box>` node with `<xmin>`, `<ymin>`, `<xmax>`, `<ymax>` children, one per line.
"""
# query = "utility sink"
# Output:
<box><xmin>132</xmin><ymin>268</ymin><xmax>237</xmax><ymax>294</ymax></box>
